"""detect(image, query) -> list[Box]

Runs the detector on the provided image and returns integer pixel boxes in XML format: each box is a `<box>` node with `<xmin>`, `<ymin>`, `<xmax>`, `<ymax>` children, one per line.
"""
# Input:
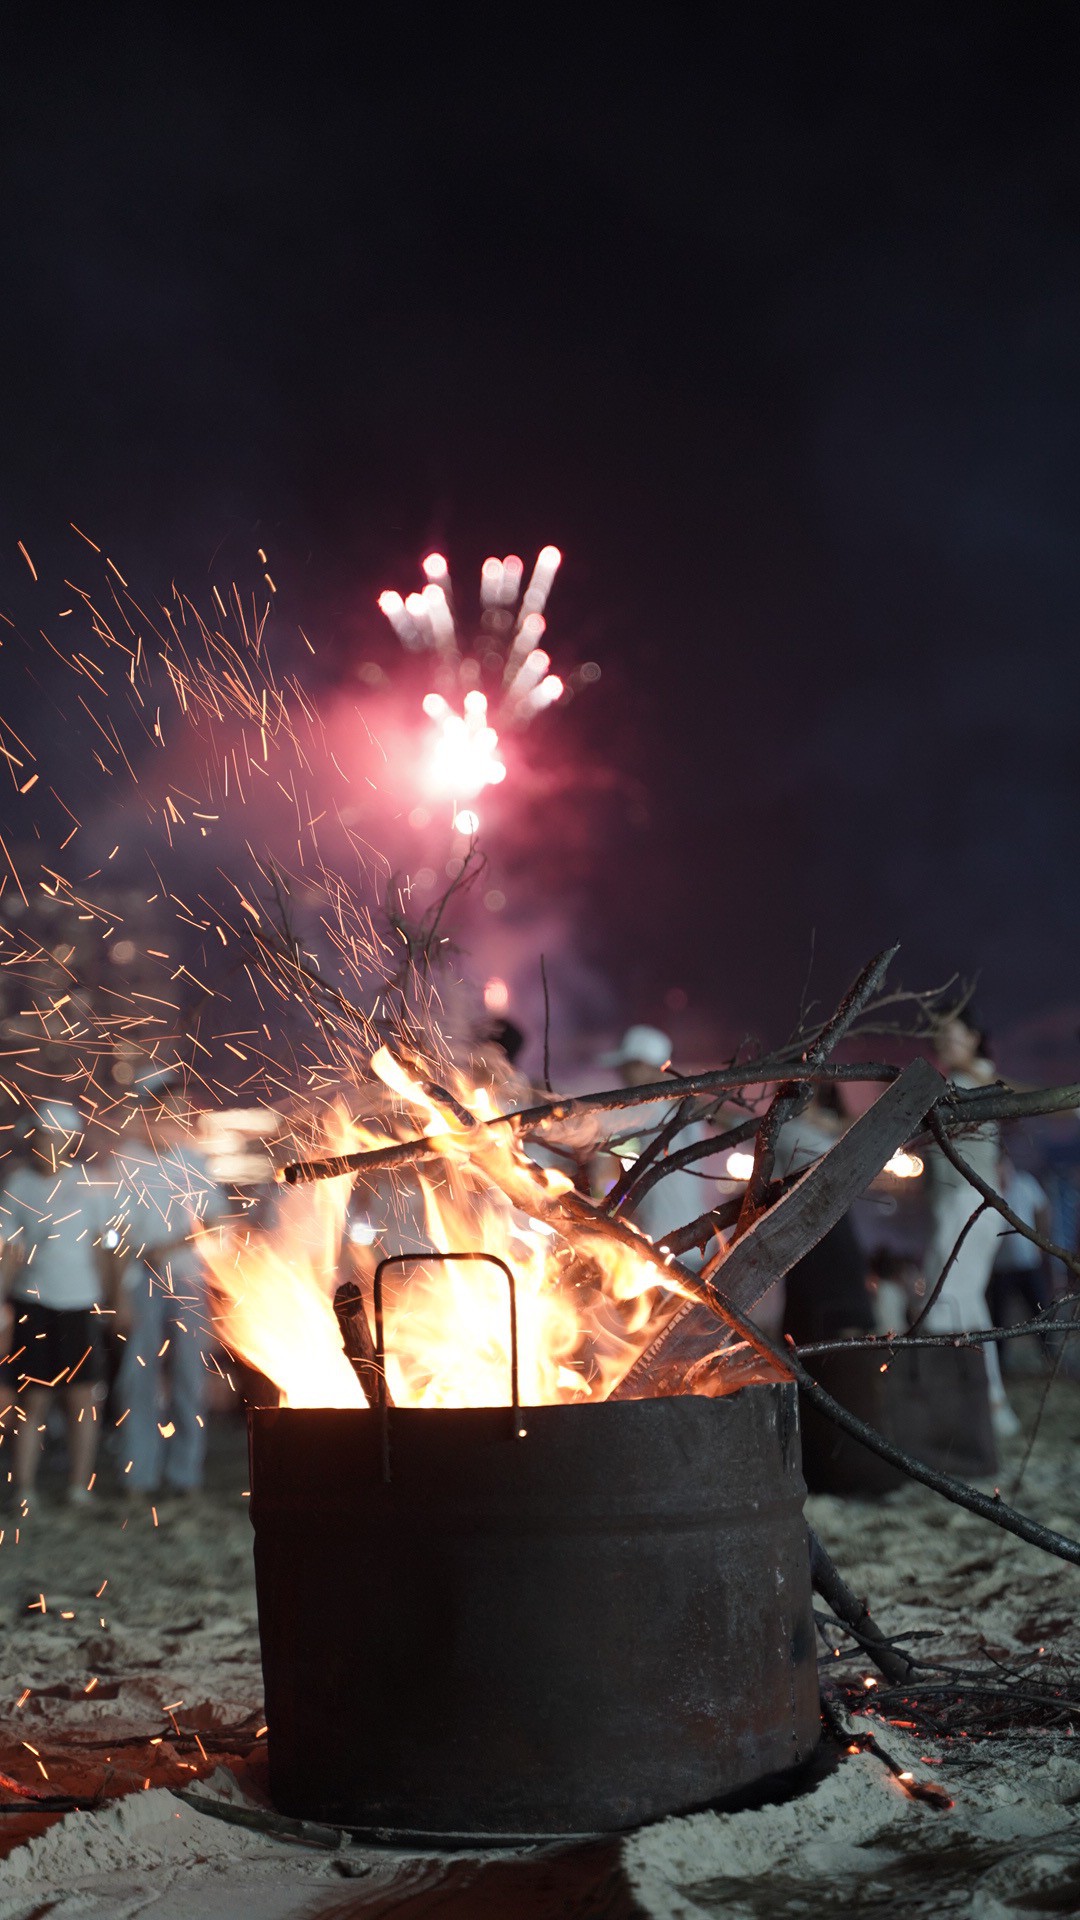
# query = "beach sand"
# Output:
<box><xmin>1</xmin><ymin>1378</ymin><xmax>1077</xmax><ymax>1918</ymax></box>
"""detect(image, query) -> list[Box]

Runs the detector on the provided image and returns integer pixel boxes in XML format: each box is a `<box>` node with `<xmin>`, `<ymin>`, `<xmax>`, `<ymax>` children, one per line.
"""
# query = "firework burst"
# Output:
<box><xmin>378</xmin><ymin>547</ymin><xmax>565</xmax><ymax>827</ymax></box>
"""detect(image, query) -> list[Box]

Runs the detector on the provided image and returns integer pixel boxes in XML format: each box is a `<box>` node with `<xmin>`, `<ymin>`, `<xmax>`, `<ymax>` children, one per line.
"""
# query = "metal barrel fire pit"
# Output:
<box><xmin>248</xmin><ymin>1375</ymin><xmax>820</xmax><ymax>1839</ymax></box>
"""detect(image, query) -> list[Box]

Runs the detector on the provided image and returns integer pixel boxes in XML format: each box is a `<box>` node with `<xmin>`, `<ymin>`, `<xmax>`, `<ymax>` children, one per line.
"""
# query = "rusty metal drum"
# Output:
<box><xmin>248</xmin><ymin>1384</ymin><xmax>820</xmax><ymax>1840</ymax></box>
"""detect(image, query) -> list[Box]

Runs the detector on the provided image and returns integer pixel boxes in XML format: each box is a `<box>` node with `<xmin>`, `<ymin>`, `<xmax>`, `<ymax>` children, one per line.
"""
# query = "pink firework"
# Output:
<box><xmin>378</xmin><ymin>547</ymin><xmax>565</xmax><ymax>827</ymax></box>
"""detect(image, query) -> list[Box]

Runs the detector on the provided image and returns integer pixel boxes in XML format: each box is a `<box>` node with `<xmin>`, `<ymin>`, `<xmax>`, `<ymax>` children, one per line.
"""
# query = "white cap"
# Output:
<box><xmin>599</xmin><ymin>1025</ymin><xmax>673</xmax><ymax>1070</ymax></box>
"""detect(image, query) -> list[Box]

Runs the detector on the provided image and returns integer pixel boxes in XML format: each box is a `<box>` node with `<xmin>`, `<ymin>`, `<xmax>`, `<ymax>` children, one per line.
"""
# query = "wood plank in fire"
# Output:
<box><xmin>611</xmin><ymin>1055</ymin><xmax>944</xmax><ymax>1398</ymax></box>
<box><xmin>711</xmin><ymin>1055</ymin><xmax>945</xmax><ymax>1315</ymax></box>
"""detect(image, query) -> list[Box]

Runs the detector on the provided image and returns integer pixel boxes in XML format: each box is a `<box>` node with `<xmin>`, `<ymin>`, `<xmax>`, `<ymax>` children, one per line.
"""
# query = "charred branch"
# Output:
<box><xmin>706</xmin><ymin>1282</ymin><xmax>1080</xmax><ymax>1572</ymax></box>
<box><xmin>808</xmin><ymin>1530</ymin><xmax>916</xmax><ymax>1685</ymax></box>
<box><xmin>333</xmin><ymin>1279</ymin><xmax>390</xmax><ymax>1406</ymax></box>
<box><xmin>794</xmin><ymin>1294</ymin><xmax>1080</xmax><ymax>1359</ymax></box>
<box><xmin>927</xmin><ymin>1109</ymin><xmax>1080</xmax><ymax>1285</ymax></box>
<box><xmin>737</xmin><ymin>945</ymin><xmax>899</xmax><ymax>1231</ymax></box>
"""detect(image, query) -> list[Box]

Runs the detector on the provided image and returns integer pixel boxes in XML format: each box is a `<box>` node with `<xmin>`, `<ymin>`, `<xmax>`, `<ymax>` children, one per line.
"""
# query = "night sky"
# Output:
<box><xmin>3</xmin><ymin>10</ymin><xmax>1080</xmax><ymax>1078</ymax></box>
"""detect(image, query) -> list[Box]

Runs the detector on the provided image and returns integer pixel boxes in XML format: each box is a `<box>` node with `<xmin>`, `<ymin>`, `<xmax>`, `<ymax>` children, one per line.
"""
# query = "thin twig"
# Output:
<box><xmin>906</xmin><ymin>1200</ymin><xmax>993</xmax><ymax>1335</ymax></box>
<box><xmin>1006</xmin><ymin>1339</ymin><xmax>1067</xmax><ymax>1511</ymax></box>
<box><xmin>663</xmin><ymin>1195</ymin><xmax>745</xmax><ymax>1254</ymax></box>
<box><xmin>795</xmin><ymin>1295</ymin><xmax>1080</xmax><ymax>1358</ymax></box>
<box><xmin>614</xmin><ymin>1114</ymin><xmax>771</xmax><ymax>1211</ymax></box>
<box><xmin>928</xmin><ymin>1111</ymin><xmax>1080</xmax><ymax>1285</ymax></box>
<box><xmin>603</xmin><ymin>1094</ymin><xmax>702</xmax><ymax>1215</ymax></box>
<box><xmin>737</xmin><ymin>946</ymin><xmax>899</xmax><ymax>1230</ymax></box>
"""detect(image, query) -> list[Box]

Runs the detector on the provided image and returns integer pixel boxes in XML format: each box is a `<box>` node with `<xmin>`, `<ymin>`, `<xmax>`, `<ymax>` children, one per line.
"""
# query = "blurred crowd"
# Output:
<box><xmin>0</xmin><ymin>1087</ymin><xmax>228</xmax><ymax>1515</ymax></box>
<box><xmin>0</xmin><ymin>998</ymin><xmax>1074</xmax><ymax>1517</ymax></box>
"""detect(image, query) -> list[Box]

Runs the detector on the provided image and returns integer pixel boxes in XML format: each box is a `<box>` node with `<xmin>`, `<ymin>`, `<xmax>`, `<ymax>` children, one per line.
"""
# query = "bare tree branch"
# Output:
<box><xmin>930</xmin><ymin>1081</ymin><xmax>1080</xmax><ymax>1128</ymax></box>
<box><xmin>905</xmin><ymin>1200</ymin><xmax>994</xmax><ymax>1335</ymax></box>
<box><xmin>703</xmin><ymin>1284</ymin><xmax>1080</xmax><ymax>1572</ymax></box>
<box><xmin>736</xmin><ymin>945</ymin><xmax>900</xmax><ymax>1231</ymax></box>
<box><xmin>603</xmin><ymin>1093</ymin><xmax>711</xmax><ymax>1216</ymax></box>
<box><xmin>282</xmin><ymin>1064</ymin><xmax>1080</xmax><ymax>1189</ymax></box>
<box><xmin>794</xmin><ymin>1295</ymin><xmax>1080</xmax><ymax>1359</ymax></box>
<box><xmin>809</xmin><ymin>1531</ymin><xmax>916</xmax><ymax>1685</ymax></box>
<box><xmin>927</xmin><ymin>1110</ymin><xmax>1080</xmax><ymax>1285</ymax></box>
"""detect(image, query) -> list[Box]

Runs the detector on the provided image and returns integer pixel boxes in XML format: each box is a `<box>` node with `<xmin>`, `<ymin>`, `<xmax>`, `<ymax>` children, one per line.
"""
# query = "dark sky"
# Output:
<box><xmin>3</xmin><ymin>8</ymin><xmax>1080</xmax><ymax>1074</ymax></box>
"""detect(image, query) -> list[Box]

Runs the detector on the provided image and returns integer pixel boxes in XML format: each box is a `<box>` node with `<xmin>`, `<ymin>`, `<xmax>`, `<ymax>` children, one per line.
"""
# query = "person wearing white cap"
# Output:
<box><xmin>593</xmin><ymin>1026</ymin><xmax>717</xmax><ymax>1270</ymax></box>
<box><xmin>0</xmin><ymin>1102</ymin><xmax>118</xmax><ymax>1508</ymax></box>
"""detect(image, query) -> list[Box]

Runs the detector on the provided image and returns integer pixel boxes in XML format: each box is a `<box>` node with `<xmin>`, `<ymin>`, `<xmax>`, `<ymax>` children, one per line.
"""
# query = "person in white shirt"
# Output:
<box><xmin>988</xmin><ymin>1154</ymin><xmax>1052</xmax><ymax>1335</ymax></box>
<box><xmin>921</xmin><ymin>1010</ymin><xmax>1020</xmax><ymax>1438</ymax></box>
<box><xmin>112</xmin><ymin>1096</ymin><xmax>228</xmax><ymax>1497</ymax></box>
<box><xmin>0</xmin><ymin>1102</ymin><xmax>116</xmax><ymax>1506</ymax></box>
<box><xmin>593</xmin><ymin>1025</ymin><xmax>716</xmax><ymax>1273</ymax></box>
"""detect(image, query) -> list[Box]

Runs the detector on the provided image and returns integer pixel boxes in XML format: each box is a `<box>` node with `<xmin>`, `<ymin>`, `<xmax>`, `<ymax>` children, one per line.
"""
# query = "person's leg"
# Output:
<box><xmin>1021</xmin><ymin>1265</ymin><xmax>1052</xmax><ymax>1318</ymax></box>
<box><xmin>64</xmin><ymin>1383</ymin><xmax>101</xmax><ymax>1496</ymax></box>
<box><xmin>115</xmin><ymin>1273</ymin><xmax>166</xmax><ymax>1492</ymax></box>
<box><xmin>986</xmin><ymin>1270</ymin><xmax>1010</xmax><ymax>1329</ymax></box>
<box><xmin>975</xmin><ymin>1292</ymin><xmax>1022</xmax><ymax>1437</ymax></box>
<box><xmin>162</xmin><ymin>1290</ymin><xmax>208</xmax><ymax>1491</ymax></box>
<box><xmin>981</xmin><ymin>1334</ymin><xmax>1011</xmax><ymax>1410</ymax></box>
<box><xmin>13</xmin><ymin>1387</ymin><xmax>50</xmax><ymax>1496</ymax></box>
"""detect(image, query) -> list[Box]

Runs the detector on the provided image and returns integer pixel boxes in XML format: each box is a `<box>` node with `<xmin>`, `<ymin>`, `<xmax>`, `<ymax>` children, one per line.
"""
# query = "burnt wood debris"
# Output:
<box><xmin>281</xmin><ymin>945</ymin><xmax>1080</xmax><ymax>1719</ymax></box>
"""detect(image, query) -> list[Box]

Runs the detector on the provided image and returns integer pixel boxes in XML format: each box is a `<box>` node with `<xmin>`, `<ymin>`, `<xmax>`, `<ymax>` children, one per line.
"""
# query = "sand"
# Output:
<box><xmin>1</xmin><ymin>1381</ymin><xmax>1079</xmax><ymax>1918</ymax></box>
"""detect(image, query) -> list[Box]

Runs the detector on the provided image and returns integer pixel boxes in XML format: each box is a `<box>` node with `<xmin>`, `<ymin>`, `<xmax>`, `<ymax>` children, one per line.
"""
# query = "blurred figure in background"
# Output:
<box><xmin>113</xmin><ymin>1092</ymin><xmax>228</xmax><ymax>1499</ymax></box>
<box><xmin>867</xmin><ymin>1246</ymin><xmax>924</xmax><ymax>1334</ymax></box>
<box><xmin>989</xmin><ymin>1151</ymin><xmax>1052</xmax><ymax>1371</ymax></box>
<box><xmin>921</xmin><ymin>1008</ymin><xmax>1019</xmax><ymax>1438</ymax></box>
<box><xmin>592</xmin><ymin>1025</ymin><xmax>716</xmax><ymax>1274</ymax></box>
<box><xmin>0</xmin><ymin>1102</ymin><xmax>117</xmax><ymax>1508</ymax></box>
<box><xmin>777</xmin><ymin>1083</ymin><xmax>875</xmax><ymax>1347</ymax></box>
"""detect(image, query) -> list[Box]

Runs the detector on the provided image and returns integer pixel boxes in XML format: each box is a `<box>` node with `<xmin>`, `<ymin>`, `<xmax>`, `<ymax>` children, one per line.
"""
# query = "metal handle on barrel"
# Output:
<box><xmin>372</xmin><ymin>1252</ymin><xmax>522</xmax><ymax>1484</ymax></box>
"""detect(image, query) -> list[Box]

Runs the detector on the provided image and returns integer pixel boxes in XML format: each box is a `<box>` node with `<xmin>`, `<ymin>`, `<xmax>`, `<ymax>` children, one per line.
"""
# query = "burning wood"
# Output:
<box><xmin>194</xmin><ymin>930</ymin><xmax>1080</xmax><ymax>1587</ymax></box>
<box><xmin>332</xmin><ymin>1279</ymin><xmax>387</xmax><ymax>1406</ymax></box>
<box><xmin>250</xmin><ymin>1046</ymin><xmax>946</xmax><ymax>1415</ymax></box>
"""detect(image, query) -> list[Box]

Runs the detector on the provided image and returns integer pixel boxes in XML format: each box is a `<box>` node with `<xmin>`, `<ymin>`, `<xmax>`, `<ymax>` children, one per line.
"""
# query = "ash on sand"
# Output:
<box><xmin>2</xmin><ymin>1386</ymin><xmax>1080</xmax><ymax>1919</ymax></box>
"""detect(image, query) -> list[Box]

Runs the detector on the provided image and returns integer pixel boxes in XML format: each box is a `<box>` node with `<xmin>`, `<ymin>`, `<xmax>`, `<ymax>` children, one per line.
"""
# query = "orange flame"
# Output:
<box><xmin>208</xmin><ymin>1053</ymin><xmax>686</xmax><ymax>1410</ymax></box>
<box><xmin>206</xmin><ymin>1104</ymin><xmax>372</xmax><ymax>1408</ymax></box>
